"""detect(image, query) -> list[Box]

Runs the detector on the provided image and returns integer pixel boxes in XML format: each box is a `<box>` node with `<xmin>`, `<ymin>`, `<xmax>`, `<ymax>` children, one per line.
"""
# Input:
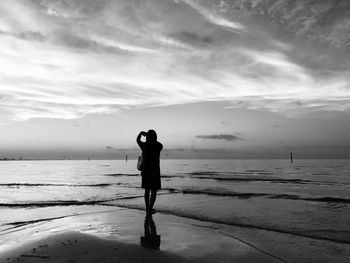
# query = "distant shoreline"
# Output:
<box><xmin>1</xmin><ymin>157</ymin><xmax>349</xmax><ymax>161</ymax></box>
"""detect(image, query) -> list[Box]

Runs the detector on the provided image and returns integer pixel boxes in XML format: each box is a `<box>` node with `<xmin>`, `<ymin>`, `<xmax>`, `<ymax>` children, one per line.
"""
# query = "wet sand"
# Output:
<box><xmin>0</xmin><ymin>207</ymin><xmax>349</xmax><ymax>263</ymax></box>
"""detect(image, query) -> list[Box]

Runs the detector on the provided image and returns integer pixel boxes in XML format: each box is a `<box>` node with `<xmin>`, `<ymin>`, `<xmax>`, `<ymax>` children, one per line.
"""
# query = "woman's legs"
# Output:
<box><xmin>144</xmin><ymin>188</ymin><xmax>150</xmax><ymax>212</ymax></box>
<box><xmin>145</xmin><ymin>188</ymin><xmax>158</xmax><ymax>214</ymax></box>
<box><xmin>149</xmin><ymin>189</ymin><xmax>158</xmax><ymax>213</ymax></box>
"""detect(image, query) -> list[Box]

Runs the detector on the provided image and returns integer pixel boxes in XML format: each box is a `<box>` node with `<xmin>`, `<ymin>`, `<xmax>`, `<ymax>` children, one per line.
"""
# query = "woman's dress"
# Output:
<box><xmin>138</xmin><ymin>141</ymin><xmax>163</xmax><ymax>190</ymax></box>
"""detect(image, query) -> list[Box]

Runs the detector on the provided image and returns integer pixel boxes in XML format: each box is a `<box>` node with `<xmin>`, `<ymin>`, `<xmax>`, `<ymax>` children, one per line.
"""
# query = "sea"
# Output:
<box><xmin>0</xmin><ymin>159</ymin><xmax>349</xmax><ymax>247</ymax></box>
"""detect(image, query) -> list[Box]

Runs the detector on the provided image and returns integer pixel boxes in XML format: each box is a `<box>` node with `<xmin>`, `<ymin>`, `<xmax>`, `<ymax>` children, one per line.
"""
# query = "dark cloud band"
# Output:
<box><xmin>195</xmin><ymin>134</ymin><xmax>243</xmax><ymax>141</ymax></box>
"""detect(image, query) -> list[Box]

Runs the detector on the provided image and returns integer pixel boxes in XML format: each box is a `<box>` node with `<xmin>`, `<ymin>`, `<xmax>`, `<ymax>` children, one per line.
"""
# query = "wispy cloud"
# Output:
<box><xmin>179</xmin><ymin>0</ymin><xmax>245</xmax><ymax>32</ymax></box>
<box><xmin>0</xmin><ymin>30</ymin><xmax>46</xmax><ymax>41</ymax></box>
<box><xmin>195</xmin><ymin>134</ymin><xmax>243</xmax><ymax>141</ymax></box>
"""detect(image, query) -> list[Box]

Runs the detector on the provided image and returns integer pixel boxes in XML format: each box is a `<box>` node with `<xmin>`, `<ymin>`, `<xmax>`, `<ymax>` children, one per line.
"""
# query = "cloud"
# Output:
<box><xmin>171</xmin><ymin>31</ymin><xmax>213</xmax><ymax>47</ymax></box>
<box><xmin>0</xmin><ymin>30</ymin><xmax>46</xmax><ymax>41</ymax></box>
<box><xmin>195</xmin><ymin>134</ymin><xmax>243</xmax><ymax>141</ymax></box>
<box><xmin>180</xmin><ymin>0</ymin><xmax>245</xmax><ymax>32</ymax></box>
<box><xmin>225</xmin><ymin>97</ymin><xmax>350</xmax><ymax>118</ymax></box>
<box><xmin>0</xmin><ymin>0</ymin><xmax>349</xmax><ymax>121</ymax></box>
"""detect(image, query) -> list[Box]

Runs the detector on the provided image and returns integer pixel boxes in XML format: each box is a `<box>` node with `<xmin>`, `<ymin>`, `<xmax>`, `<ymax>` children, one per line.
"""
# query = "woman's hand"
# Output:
<box><xmin>140</xmin><ymin>131</ymin><xmax>147</xmax><ymax>137</ymax></box>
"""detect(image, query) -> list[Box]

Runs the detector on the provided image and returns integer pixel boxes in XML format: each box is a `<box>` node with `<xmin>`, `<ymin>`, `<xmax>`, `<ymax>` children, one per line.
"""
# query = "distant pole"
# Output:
<box><xmin>290</xmin><ymin>152</ymin><xmax>293</xmax><ymax>164</ymax></box>
<box><xmin>126</xmin><ymin>154</ymin><xmax>128</xmax><ymax>162</ymax></box>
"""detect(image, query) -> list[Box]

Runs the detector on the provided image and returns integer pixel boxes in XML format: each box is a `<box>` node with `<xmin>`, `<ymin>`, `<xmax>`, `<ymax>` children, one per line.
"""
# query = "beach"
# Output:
<box><xmin>0</xmin><ymin>159</ymin><xmax>350</xmax><ymax>262</ymax></box>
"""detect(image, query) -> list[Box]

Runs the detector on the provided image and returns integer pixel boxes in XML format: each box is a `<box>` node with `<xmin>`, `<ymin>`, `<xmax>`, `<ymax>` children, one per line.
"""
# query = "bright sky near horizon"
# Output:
<box><xmin>0</xmin><ymin>0</ymin><xmax>350</xmax><ymax>159</ymax></box>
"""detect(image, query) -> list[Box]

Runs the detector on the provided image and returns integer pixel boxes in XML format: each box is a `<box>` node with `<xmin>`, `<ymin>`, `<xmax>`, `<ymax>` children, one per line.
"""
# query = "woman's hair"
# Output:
<box><xmin>146</xmin><ymin>129</ymin><xmax>157</xmax><ymax>143</ymax></box>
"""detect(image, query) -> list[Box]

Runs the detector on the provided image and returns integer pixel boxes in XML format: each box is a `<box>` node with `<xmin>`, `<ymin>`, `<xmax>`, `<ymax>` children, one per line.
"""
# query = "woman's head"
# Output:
<box><xmin>146</xmin><ymin>129</ymin><xmax>157</xmax><ymax>143</ymax></box>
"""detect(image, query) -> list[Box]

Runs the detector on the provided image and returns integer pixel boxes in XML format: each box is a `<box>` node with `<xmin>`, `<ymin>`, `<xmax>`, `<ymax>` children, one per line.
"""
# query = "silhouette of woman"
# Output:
<box><xmin>137</xmin><ymin>130</ymin><xmax>163</xmax><ymax>215</ymax></box>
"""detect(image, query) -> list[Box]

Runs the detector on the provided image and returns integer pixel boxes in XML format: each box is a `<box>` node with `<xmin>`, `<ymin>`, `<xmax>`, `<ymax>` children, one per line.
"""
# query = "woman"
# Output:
<box><xmin>137</xmin><ymin>130</ymin><xmax>163</xmax><ymax>215</ymax></box>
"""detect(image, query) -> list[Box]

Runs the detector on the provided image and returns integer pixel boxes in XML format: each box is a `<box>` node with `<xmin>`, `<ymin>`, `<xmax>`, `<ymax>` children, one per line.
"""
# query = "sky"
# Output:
<box><xmin>0</xmin><ymin>0</ymin><xmax>350</xmax><ymax>159</ymax></box>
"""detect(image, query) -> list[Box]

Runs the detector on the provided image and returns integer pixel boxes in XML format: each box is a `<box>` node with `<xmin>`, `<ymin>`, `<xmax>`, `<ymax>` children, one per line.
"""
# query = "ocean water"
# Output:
<box><xmin>0</xmin><ymin>159</ymin><xmax>349</xmax><ymax>245</ymax></box>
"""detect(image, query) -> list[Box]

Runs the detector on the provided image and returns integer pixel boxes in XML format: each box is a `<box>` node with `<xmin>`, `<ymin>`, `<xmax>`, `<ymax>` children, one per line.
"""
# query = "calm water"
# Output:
<box><xmin>0</xmin><ymin>159</ymin><xmax>349</xmax><ymax>244</ymax></box>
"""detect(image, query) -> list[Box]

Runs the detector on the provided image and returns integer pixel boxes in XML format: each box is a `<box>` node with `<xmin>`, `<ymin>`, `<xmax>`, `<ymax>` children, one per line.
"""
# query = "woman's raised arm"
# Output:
<box><xmin>136</xmin><ymin>131</ymin><xmax>146</xmax><ymax>148</ymax></box>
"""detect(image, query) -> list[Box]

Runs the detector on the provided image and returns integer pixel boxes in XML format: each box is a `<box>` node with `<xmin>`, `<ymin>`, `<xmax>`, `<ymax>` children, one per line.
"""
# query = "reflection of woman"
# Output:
<box><xmin>136</xmin><ymin>130</ymin><xmax>163</xmax><ymax>215</ymax></box>
<box><xmin>141</xmin><ymin>214</ymin><xmax>161</xmax><ymax>249</ymax></box>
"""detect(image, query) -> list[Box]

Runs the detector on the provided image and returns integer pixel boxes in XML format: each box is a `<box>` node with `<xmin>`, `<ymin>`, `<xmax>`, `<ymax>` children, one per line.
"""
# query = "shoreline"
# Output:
<box><xmin>2</xmin><ymin>158</ymin><xmax>350</xmax><ymax>162</ymax></box>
